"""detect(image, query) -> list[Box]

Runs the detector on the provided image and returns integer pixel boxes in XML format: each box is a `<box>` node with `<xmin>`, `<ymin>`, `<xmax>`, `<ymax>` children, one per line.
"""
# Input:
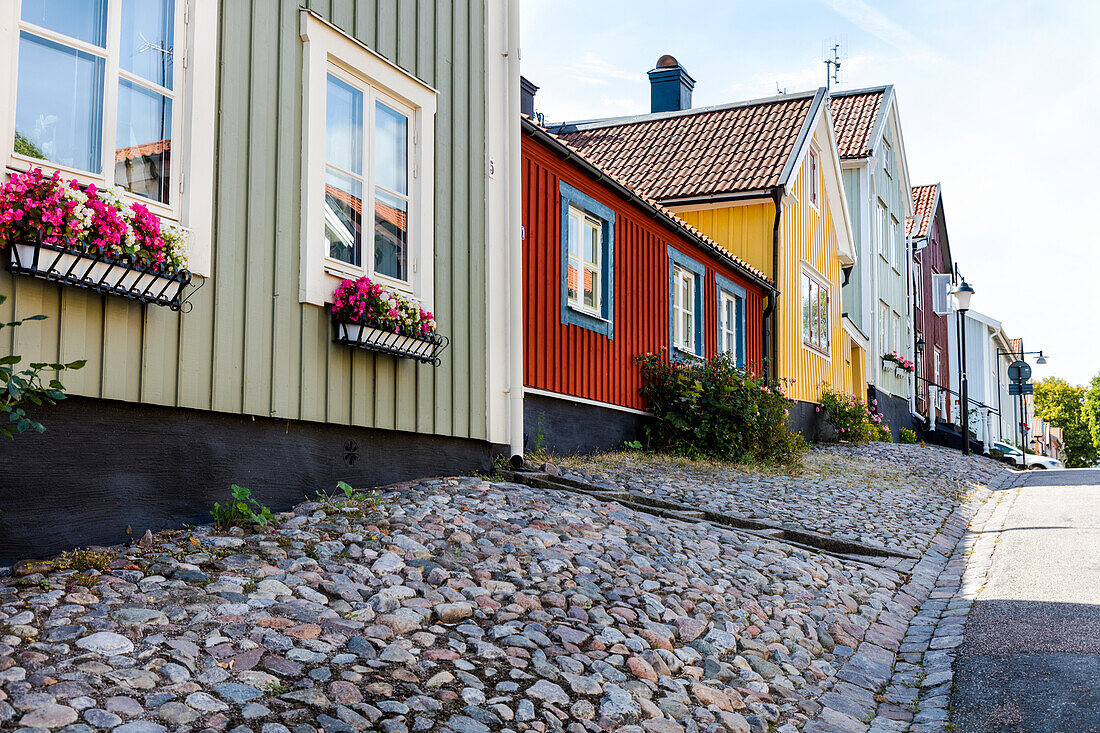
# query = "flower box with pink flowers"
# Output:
<box><xmin>330</xmin><ymin>275</ymin><xmax>447</xmax><ymax>365</ymax></box>
<box><xmin>881</xmin><ymin>351</ymin><xmax>915</xmax><ymax>375</ymax></box>
<box><xmin>0</xmin><ymin>169</ymin><xmax>191</xmax><ymax>310</ymax></box>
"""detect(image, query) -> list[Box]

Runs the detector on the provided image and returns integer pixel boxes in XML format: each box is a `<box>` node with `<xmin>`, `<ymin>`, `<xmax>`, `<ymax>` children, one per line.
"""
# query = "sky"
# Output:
<box><xmin>521</xmin><ymin>0</ymin><xmax>1100</xmax><ymax>386</ymax></box>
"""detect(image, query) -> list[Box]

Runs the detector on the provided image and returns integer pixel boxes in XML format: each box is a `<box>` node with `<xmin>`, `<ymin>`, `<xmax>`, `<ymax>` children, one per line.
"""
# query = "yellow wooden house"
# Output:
<box><xmin>556</xmin><ymin>57</ymin><xmax>863</xmax><ymax>431</ymax></box>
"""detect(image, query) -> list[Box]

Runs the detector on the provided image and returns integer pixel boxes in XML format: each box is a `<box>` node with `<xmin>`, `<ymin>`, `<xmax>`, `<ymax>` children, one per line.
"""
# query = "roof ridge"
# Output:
<box><xmin>827</xmin><ymin>84</ymin><xmax>891</xmax><ymax>98</ymax></box>
<box><xmin>550</xmin><ymin>87</ymin><xmax>822</xmax><ymax>133</ymax></box>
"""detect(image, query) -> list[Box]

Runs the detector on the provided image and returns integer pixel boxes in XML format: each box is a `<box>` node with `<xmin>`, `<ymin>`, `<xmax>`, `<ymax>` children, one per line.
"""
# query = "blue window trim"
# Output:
<box><xmin>667</xmin><ymin>246</ymin><xmax>706</xmax><ymax>360</ymax></box>
<box><xmin>715</xmin><ymin>273</ymin><xmax>747</xmax><ymax>368</ymax></box>
<box><xmin>559</xmin><ymin>181</ymin><xmax>615</xmax><ymax>338</ymax></box>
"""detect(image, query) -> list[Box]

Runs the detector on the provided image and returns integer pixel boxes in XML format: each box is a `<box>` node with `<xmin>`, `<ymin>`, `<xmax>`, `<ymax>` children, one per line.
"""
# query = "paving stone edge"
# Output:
<box><xmin>803</xmin><ymin>468</ymin><xmax>1022</xmax><ymax>733</ymax></box>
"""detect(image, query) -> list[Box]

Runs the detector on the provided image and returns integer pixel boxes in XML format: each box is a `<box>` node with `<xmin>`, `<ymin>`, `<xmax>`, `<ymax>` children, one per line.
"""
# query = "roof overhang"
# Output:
<box><xmin>843</xmin><ymin>316</ymin><xmax>870</xmax><ymax>350</ymax></box>
<box><xmin>784</xmin><ymin>91</ymin><xmax>857</xmax><ymax>266</ymax></box>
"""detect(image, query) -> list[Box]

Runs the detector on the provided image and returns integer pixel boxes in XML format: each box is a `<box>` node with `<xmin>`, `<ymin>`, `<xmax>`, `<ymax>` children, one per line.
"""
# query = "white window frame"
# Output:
<box><xmin>801</xmin><ymin>264</ymin><xmax>830</xmax><ymax>357</ymax></box>
<box><xmin>299</xmin><ymin>10</ymin><xmax>436</xmax><ymax>308</ymax></box>
<box><xmin>566</xmin><ymin>205</ymin><xmax>602</xmax><ymax>317</ymax></box>
<box><xmin>877</xmin><ymin>200</ymin><xmax>889</xmax><ymax>262</ymax></box>
<box><xmin>672</xmin><ymin>265</ymin><xmax>696</xmax><ymax>354</ymax></box>
<box><xmin>892</xmin><ymin>311</ymin><xmax>901</xmax><ymax>355</ymax></box>
<box><xmin>878</xmin><ymin>300</ymin><xmax>889</xmax><ymax>354</ymax></box>
<box><xmin>719</xmin><ymin>289</ymin><xmax>738</xmax><ymax>355</ymax></box>
<box><xmin>0</xmin><ymin>0</ymin><xmax>218</xmax><ymax>276</ymax></box>
<box><xmin>807</xmin><ymin>146</ymin><xmax>819</xmax><ymax>210</ymax></box>
<box><xmin>889</xmin><ymin>216</ymin><xmax>899</xmax><ymax>271</ymax></box>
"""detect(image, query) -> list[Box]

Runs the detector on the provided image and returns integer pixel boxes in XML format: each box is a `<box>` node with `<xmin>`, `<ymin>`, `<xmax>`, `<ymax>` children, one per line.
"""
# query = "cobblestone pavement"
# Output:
<box><xmin>561</xmin><ymin>444</ymin><xmax>1006</xmax><ymax>557</ymax></box>
<box><xmin>0</xmin><ymin>445</ymin><xmax>1009</xmax><ymax>733</ymax></box>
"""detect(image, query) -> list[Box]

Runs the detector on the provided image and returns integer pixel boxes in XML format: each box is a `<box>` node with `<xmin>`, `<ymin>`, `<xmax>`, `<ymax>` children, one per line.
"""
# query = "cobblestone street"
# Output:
<box><xmin>0</xmin><ymin>444</ymin><xmax>1009</xmax><ymax>733</ymax></box>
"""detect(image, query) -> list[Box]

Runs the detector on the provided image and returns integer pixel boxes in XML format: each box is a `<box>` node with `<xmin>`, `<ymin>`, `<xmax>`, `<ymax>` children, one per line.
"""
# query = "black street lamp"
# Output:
<box><xmin>952</xmin><ymin>279</ymin><xmax>975</xmax><ymax>456</ymax></box>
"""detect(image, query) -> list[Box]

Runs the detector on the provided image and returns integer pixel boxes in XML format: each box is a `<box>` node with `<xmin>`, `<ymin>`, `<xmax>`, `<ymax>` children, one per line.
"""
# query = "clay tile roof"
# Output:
<box><xmin>523</xmin><ymin>116</ymin><xmax>772</xmax><ymax>286</ymax></box>
<box><xmin>115</xmin><ymin>139</ymin><xmax>171</xmax><ymax>163</ymax></box>
<box><xmin>1009</xmin><ymin>338</ymin><xmax>1023</xmax><ymax>355</ymax></box>
<box><xmin>829</xmin><ymin>88</ymin><xmax>886</xmax><ymax>159</ymax></box>
<box><xmin>553</xmin><ymin>91</ymin><xmax>818</xmax><ymax>202</ymax></box>
<box><xmin>907</xmin><ymin>183</ymin><xmax>939</xmax><ymax>238</ymax></box>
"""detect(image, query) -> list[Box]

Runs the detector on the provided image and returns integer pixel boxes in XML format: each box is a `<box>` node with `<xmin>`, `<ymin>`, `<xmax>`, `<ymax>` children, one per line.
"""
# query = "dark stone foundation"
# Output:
<box><xmin>524</xmin><ymin>392</ymin><xmax>645</xmax><ymax>456</ymax></box>
<box><xmin>0</xmin><ymin>397</ymin><xmax>500</xmax><ymax>563</ymax></box>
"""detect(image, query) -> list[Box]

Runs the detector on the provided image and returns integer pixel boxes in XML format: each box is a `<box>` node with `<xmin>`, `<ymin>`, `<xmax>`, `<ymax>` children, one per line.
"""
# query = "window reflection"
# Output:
<box><xmin>14</xmin><ymin>31</ymin><xmax>105</xmax><ymax>173</ymax></box>
<box><xmin>120</xmin><ymin>0</ymin><xmax>175</xmax><ymax>89</ymax></box>
<box><xmin>116</xmin><ymin>79</ymin><xmax>172</xmax><ymax>203</ymax></box>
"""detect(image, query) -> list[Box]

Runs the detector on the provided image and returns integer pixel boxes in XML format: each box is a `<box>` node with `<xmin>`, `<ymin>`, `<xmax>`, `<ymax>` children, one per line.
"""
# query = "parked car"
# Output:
<box><xmin>990</xmin><ymin>442</ymin><xmax>1064</xmax><ymax>469</ymax></box>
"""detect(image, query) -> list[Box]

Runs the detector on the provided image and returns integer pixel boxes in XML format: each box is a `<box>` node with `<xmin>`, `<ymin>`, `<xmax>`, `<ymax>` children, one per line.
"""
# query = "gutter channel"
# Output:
<box><xmin>499</xmin><ymin>469</ymin><xmax>917</xmax><ymax>567</ymax></box>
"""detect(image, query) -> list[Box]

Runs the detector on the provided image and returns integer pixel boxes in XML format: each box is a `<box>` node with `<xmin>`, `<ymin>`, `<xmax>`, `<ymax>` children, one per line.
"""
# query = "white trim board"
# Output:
<box><xmin>524</xmin><ymin>387</ymin><xmax>652</xmax><ymax>417</ymax></box>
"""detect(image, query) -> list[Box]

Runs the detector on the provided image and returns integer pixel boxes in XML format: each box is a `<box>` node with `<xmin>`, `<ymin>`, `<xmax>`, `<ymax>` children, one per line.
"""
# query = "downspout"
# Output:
<box><xmin>763</xmin><ymin>187</ymin><xmax>782</xmax><ymax>381</ymax></box>
<box><xmin>506</xmin><ymin>0</ymin><xmax>524</xmax><ymax>459</ymax></box>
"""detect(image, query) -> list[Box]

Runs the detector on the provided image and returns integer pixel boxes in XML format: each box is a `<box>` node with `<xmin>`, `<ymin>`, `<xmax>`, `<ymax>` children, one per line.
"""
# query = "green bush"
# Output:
<box><xmin>211</xmin><ymin>485</ymin><xmax>276</xmax><ymax>529</ymax></box>
<box><xmin>818</xmin><ymin>386</ymin><xmax>883</xmax><ymax>443</ymax></box>
<box><xmin>635</xmin><ymin>352</ymin><xmax>803</xmax><ymax>464</ymax></box>
<box><xmin>1</xmin><ymin>293</ymin><xmax>85</xmax><ymax>437</ymax></box>
<box><xmin>870</xmin><ymin>424</ymin><xmax>892</xmax><ymax>442</ymax></box>
<box><xmin>898</xmin><ymin>428</ymin><xmax>919</xmax><ymax>444</ymax></box>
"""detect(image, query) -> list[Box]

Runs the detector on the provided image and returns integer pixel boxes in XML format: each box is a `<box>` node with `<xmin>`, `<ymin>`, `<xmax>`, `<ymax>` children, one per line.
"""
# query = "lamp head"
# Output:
<box><xmin>1036</xmin><ymin>352</ymin><xmax>1048</xmax><ymax>365</ymax></box>
<box><xmin>952</xmin><ymin>278</ymin><xmax>975</xmax><ymax>312</ymax></box>
<box><xmin>916</xmin><ymin>337</ymin><xmax>925</xmax><ymax>355</ymax></box>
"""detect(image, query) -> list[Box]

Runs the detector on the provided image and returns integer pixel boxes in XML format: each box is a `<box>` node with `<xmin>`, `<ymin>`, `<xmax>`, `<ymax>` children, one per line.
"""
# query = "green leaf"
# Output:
<box><xmin>0</xmin><ymin>356</ymin><xmax>19</xmax><ymax>365</ymax></box>
<box><xmin>65</xmin><ymin>359</ymin><xmax>87</xmax><ymax>370</ymax></box>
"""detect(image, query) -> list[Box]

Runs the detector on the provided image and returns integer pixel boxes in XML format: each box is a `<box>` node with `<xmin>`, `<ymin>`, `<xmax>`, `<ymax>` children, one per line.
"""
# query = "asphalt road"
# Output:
<box><xmin>952</xmin><ymin>468</ymin><xmax>1100</xmax><ymax>733</ymax></box>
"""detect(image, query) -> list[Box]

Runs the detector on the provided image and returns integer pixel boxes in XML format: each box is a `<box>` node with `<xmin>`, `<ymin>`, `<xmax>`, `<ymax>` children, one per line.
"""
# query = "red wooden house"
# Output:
<box><xmin>522</xmin><ymin>117</ymin><xmax>774</xmax><ymax>453</ymax></box>
<box><xmin>909</xmin><ymin>183</ymin><xmax>954</xmax><ymax>425</ymax></box>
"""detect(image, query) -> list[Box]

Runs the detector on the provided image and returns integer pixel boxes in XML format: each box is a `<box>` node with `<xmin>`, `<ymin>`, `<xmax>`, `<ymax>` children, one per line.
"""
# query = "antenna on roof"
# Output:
<box><xmin>775</xmin><ymin>82</ymin><xmax>788</xmax><ymax>95</ymax></box>
<box><xmin>822</xmin><ymin>36</ymin><xmax>847</xmax><ymax>91</ymax></box>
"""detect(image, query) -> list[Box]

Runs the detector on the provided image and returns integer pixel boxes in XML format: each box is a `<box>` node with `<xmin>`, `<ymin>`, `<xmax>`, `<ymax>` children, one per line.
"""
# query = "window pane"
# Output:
<box><xmin>21</xmin><ymin>0</ymin><xmax>107</xmax><ymax>47</ymax></box>
<box><xmin>567</xmin><ymin>209</ymin><xmax>581</xmax><ymax>260</ymax></box>
<box><xmin>15</xmin><ymin>31</ymin><xmax>104</xmax><ymax>173</ymax></box>
<box><xmin>809</xmin><ymin>281</ymin><xmax>819</xmax><ymax>343</ymax></box>
<box><xmin>325</xmin><ymin>168</ymin><xmax>362</xmax><ymax>266</ymax></box>
<box><xmin>585</xmin><ymin>219</ymin><xmax>600</xmax><ymax>266</ymax></box>
<box><xmin>374</xmin><ymin>187</ymin><xmax>407</xmax><ymax>280</ymax></box>
<box><xmin>115</xmin><ymin>79</ymin><xmax>172</xmax><ymax>203</ymax></box>
<box><xmin>583</xmin><ymin>266</ymin><xmax>597</xmax><ymax>310</ymax></box>
<box><xmin>375</xmin><ymin>101</ymin><xmax>407</xmax><ymax>195</ymax></box>
<box><xmin>802</xmin><ymin>278</ymin><xmax>811</xmax><ymax>339</ymax></box>
<box><xmin>567</xmin><ymin>261</ymin><xmax>578</xmax><ymax>304</ymax></box>
<box><xmin>120</xmin><ymin>0</ymin><xmax>174</xmax><ymax>89</ymax></box>
<box><xmin>326</xmin><ymin>74</ymin><xmax>363</xmax><ymax>175</ymax></box>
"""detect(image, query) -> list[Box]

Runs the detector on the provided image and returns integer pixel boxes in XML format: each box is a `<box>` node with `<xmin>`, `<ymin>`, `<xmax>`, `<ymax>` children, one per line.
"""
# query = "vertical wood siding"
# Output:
<box><xmin>0</xmin><ymin>0</ymin><xmax>488</xmax><ymax>441</ymax></box>
<box><xmin>872</xmin><ymin>123</ymin><xmax>911</xmax><ymax>398</ymax></box>
<box><xmin>778</xmin><ymin>135</ymin><xmax>857</xmax><ymax>404</ymax></box>
<box><xmin>674</xmin><ymin>204</ymin><xmax>774</xmax><ymax>278</ymax></box>
<box><xmin>522</xmin><ymin>139</ymin><xmax>766</xmax><ymax>411</ymax></box>
<box><xmin>915</xmin><ymin>205</ymin><xmax>951</xmax><ymax>420</ymax></box>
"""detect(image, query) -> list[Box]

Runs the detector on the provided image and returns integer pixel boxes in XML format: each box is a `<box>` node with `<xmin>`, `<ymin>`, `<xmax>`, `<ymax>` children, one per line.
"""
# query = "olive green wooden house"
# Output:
<box><xmin>0</xmin><ymin>0</ymin><xmax>524</xmax><ymax>561</ymax></box>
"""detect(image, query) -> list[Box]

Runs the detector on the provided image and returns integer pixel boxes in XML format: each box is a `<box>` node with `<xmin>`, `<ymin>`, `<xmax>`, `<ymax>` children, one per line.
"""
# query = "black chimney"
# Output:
<box><xmin>520</xmin><ymin>76</ymin><xmax>539</xmax><ymax>117</ymax></box>
<box><xmin>647</xmin><ymin>55</ymin><xmax>694</xmax><ymax>113</ymax></box>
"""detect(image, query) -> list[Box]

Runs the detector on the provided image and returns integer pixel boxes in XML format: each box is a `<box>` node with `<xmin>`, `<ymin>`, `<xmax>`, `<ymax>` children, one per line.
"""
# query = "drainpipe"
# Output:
<box><xmin>763</xmin><ymin>187</ymin><xmax>782</xmax><ymax>382</ymax></box>
<box><xmin>506</xmin><ymin>0</ymin><xmax>524</xmax><ymax>459</ymax></box>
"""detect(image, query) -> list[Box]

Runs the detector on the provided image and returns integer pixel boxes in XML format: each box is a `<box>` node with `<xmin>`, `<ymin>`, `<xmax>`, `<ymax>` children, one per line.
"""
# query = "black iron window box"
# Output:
<box><xmin>333</xmin><ymin>320</ymin><xmax>448</xmax><ymax>366</ymax></box>
<box><xmin>6</xmin><ymin>235</ymin><xmax>191</xmax><ymax>311</ymax></box>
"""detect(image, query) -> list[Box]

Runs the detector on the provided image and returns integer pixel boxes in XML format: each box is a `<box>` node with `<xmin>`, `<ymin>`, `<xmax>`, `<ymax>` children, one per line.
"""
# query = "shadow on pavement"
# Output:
<box><xmin>952</xmin><ymin>599</ymin><xmax>1100</xmax><ymax>733</ymax></box>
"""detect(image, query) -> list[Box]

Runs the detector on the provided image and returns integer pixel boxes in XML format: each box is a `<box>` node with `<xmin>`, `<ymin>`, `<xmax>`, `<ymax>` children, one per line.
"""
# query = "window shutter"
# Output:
<box><xmin>932</xmin><ymin>274</ymin><xmax>952</xmax><ymax>315</ymax></box>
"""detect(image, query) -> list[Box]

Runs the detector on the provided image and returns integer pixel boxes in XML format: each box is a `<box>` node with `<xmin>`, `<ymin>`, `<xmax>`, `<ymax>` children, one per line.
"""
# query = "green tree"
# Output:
<box><xmin>1085</xmin><ymin>373</ymin><xmax>1100</xmax><ymax>460</ymax></box>
<box><xmin>1033</xmin><ymin>376</ymin><xmax>1098</xmax><ymax>468</ymax></box>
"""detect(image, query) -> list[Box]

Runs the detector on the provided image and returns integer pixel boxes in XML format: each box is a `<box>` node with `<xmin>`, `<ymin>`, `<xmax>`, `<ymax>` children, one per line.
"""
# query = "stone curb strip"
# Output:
<box><xmin>803</xmin><ymin>469</ymin><xmax>1021</xmax><ymax>733</ymax></box>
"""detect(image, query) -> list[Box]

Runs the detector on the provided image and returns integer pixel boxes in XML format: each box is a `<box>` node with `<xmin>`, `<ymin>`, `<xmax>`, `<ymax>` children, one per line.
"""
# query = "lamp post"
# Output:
<box><xmin>915</xmin><ymin>336</ymin><xmax>926</xmax><ymax>418</ymax></box>
<box><xmin>952</xmin><ymin>279</ymin><xmax>975</xmax><ymax>456</ymax></box>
